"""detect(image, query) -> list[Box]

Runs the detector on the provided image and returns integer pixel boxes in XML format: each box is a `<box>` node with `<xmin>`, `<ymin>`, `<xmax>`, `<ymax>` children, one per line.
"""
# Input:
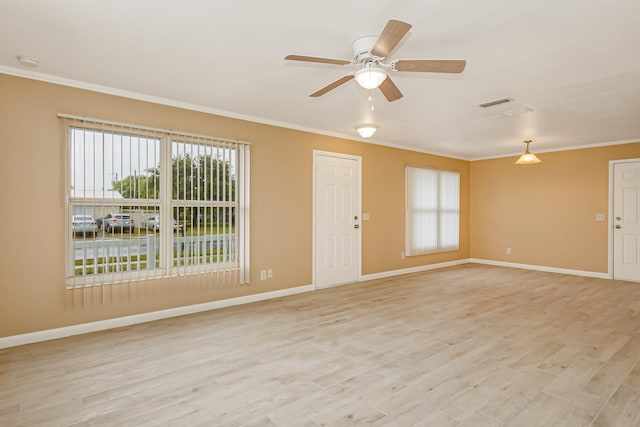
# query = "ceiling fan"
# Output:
<box><xmin>285</xmin><ymin>19</ymin><xmax>466</xmax><ymax>102</ymax></box>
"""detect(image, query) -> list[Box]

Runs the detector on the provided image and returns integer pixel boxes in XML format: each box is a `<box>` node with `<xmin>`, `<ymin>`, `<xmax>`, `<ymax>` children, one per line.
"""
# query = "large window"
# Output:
<box><xmin>64</xmin><ymin>116</ymin><xmax>249</xmax><ymax>288</ymax></box>
<box><xmin>405</xmin><ymin>166</ymin><xmax>459</xmax><ymax>256</ymax></box>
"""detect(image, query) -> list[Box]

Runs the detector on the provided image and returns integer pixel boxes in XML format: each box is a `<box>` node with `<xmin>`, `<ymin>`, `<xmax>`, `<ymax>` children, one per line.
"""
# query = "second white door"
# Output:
<box><xmin>613</xmin><ymin>160</ymin><xmax>640</xmax><ymax>281</ymax></box>
<box><xmin>314</xmin><ymin>152</ymin><xmax>361</xmax><ymax>288</ymax></box>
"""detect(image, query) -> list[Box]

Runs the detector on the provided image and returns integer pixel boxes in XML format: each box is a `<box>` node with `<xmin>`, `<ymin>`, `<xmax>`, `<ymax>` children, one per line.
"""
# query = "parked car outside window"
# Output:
<box><xmin>102</xmin><ymin>213</ymin><xmax>135</xmax><ymax>233</ymax></box>
<box><xmin>146</xmin><ymin>214</ymin><xmax>183</xmax><ymax>233</ymax></box>
<box><xmin>72</xmin><ymin>215</ymin><xmax>98</xmax><ymax>237</ymax></box>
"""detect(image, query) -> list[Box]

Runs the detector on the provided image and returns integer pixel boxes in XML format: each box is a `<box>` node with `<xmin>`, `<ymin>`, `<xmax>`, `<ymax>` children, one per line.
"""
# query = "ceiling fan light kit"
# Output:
<box><xmin>355</xmin><ymin>63</ymin><xmax>387</xmax><ymax>89</ymax></box>
<box><xmin>356</xmin><ymin>124</ymin><xmax>378</xmax><ymax>138</ymax></box>
<box><xmin>515</xmin><ymin>140</ymin><xmax>541</xmax><ymax>164</ymax></box>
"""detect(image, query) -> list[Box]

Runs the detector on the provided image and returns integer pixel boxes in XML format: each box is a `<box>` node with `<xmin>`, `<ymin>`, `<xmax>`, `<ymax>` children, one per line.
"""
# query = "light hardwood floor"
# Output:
<box><xmin>2</xmin><ymin>264</ymin><xmax>640</xmax><ymax>426</ymax></box>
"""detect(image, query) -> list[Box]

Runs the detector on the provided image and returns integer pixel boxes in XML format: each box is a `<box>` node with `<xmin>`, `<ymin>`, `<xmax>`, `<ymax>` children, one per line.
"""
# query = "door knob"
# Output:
<box><xmin>354</xmin><ymin>224</ymin><xmax>359</xmax><ymax>229</ymax></box>
<box><xmin>615</xmin><ymin>225</ymin><xmax>621</xmax><ymax>229</ymax></box>
<box><xmin>616</xmin><ymin>217</ymin><xmax>621</xmax><ymax>221</ymax></box>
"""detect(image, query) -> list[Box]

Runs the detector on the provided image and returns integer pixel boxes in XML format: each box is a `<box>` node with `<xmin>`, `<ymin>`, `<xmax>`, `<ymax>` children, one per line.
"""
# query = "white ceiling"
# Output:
<box><xmin>1</xmin><ymin>0</ymin><xmax>639</xmax><ymax>159</ymax></box>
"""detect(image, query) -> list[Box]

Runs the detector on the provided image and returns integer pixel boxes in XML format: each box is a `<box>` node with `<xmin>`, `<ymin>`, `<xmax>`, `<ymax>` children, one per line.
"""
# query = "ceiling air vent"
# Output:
<box><xmin>502</xmin><ymin>106</ymin><xmax>533</xmax><ymax>117</ymax></box>
<box><xmin>478</xmin><ymin>97</ymin><xmax>513</xmax><ymax>108</ymax></box>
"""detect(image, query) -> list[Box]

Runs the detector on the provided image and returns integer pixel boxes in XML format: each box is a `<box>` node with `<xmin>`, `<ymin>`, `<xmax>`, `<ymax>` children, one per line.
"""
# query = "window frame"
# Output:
<box><xmin>405</xmin><ymin>165</ymin><xmax>460</xmax><ymax>256</ymax></box>
<box><xmin>63</xmin><ymin>115</ymin><xmax>250</xmax><ymax>288</ymax></box>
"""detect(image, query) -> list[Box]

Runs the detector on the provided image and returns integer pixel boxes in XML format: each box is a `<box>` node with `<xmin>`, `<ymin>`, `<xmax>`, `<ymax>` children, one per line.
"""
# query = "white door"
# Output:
<box><xmin>613</xmin><ymin>160</ymin><xmax>640</xmax><ymax>281</ymax></box>
<box><xmin>314</xmin><ymin>152</ymin><xmax>361</xmax><ymax>288</ymax></box>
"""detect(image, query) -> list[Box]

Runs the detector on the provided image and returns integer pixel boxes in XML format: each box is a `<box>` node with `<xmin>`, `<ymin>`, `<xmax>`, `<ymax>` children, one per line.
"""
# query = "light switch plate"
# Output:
<box><xmin>595</xmin><ymin>214</ymin><xmax>605</xmax><ymax>221</ymax></box>
<box><xmin>363</xmin><ymin>213</ymin><xmax>370</xmax><ymax>221</ymax></box>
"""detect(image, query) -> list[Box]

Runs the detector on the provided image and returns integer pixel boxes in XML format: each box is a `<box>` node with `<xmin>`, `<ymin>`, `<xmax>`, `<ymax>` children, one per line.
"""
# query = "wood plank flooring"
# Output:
<box><xmin>2</xmin><ymin>264</ymin><xmax>640</xmax><ymax>426</ymax></box>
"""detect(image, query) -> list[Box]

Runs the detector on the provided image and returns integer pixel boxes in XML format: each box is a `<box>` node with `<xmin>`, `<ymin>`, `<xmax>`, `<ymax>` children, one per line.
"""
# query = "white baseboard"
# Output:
<box><xmin>360</xmin><ymin>258</ymin><xmax>611</xmax><ymax>282</ymax></box>
<box><xmin>0</xmin><ymin>259</ymin><xmax>612</xmax><ymax>349</ymax></box>
<box><xmin>0</xmin><ymin>284</ymin><xmax>314</xmax><ymax>350</ymax></box>
<box><xmin>469</xmin><ymin>258</ymin><xmax>611</xmax><ymax>279</ymax></box>
<box><xmin>360</xmin><ymin>259</ymin><xmax>472</xmax><ymax>281</ymax></box>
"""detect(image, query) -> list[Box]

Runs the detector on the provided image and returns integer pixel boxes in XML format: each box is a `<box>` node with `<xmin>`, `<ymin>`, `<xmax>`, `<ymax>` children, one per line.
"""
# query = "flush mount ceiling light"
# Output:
<box><xmin>17</xmin><ymin>55</ymin><xmax>39</xmax><ymax>67</ymax></box>
<box><xmin>356</xmin><ymin>124</ymin><xmax>378</xmax><ymax>138</ymax></box>
<box><xmin>515</xmin><ymin>139</ymin><xmax>541</xmax><ymax>165</ymax></box>
<box><xmin>354</xmin><ymin>63</ymin><xmax>387</xmax><ymax>90</ymax></box>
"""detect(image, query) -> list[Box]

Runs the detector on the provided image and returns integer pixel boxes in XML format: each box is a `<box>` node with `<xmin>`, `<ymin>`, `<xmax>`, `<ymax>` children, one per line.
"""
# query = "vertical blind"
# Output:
<box><xmin>405</xmin><ymin>166</ymin><xmax>460</xmax><ymax>256</ymax></box>
<box><xmin>62</xmin><ymin>114</ymin><xmax>250</xmax><ymax>289</ymax></box>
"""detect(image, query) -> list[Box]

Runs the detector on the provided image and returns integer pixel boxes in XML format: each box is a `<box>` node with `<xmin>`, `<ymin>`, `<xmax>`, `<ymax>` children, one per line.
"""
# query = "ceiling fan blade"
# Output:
<box><xmin>379</xmin><ymin>77</ymin><xmax>403</xmax><ymax>102</ymax></box>
<box><xmin>370</xmin><ymin>19</ymin><xmax>412</xmax><ymax>58</ymax></box>
<box><xmin>310</xmin><ymin>75</ymin><xmax>355</xmax><ymax>97</ymax></box>
<box><xmin>285</xmin><ymin>55</ymin><xmax>351</xmax><ymax>66</ymax></box>
<box><xmin>394</xmin><ymin>59</ymin><xmax>467</xmax><ymax>73</ymax></box>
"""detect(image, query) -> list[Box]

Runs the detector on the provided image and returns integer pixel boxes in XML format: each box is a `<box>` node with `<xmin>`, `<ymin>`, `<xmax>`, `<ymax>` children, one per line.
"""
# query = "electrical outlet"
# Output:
<box><xmin>267</xmin><ymin>269</ymin><xmax>273</xmax><ymax>279</ymax></box>
<box><xmin>506</xmin><ymin>247</ymin><xmax>512</xmax><ymax>255</ymax></box>
<box><xmin>401</xmin><ymin>251</ymin><xmax>405</xmax><ymax>259</ymax></box>
<box><xmin>260</xmin><ymin>270</ymin><xmax>267</xmax><ymax>280</ymax></box>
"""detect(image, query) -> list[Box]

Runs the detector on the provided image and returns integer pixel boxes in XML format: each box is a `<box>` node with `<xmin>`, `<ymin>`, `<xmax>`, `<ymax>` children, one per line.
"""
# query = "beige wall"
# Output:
<box><xmin>470</xmin><ymin>144</ymin><xmax>640</xmax><ymax>272</ymax></box>
<box><xmin>0</xmin><ymin>74</ymin><xmax>470</xmax><ymax>338</ymax></box>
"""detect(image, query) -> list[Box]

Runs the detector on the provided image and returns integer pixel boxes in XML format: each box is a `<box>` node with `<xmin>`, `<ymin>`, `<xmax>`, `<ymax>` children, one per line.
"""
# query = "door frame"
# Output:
<box><xmin>312</xmin><ymin>150</ymin><xmax>362</xmax><ymax>289</ymax></box>
<box><xmin>608</xmin><ymin>158</ymin><xmax>640</xmax><ymax>279</ymax></box>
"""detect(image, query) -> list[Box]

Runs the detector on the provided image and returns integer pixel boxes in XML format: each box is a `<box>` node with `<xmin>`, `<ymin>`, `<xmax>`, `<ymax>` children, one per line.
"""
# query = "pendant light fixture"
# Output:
<box><xmin>515</xmin><ymin>140</ymin><xmax>541</xmax><ymax>164</ymax></box>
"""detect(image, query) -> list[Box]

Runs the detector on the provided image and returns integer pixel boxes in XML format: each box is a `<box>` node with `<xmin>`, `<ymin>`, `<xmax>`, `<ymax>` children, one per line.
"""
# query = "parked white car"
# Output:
<box><xmin>72</xmin><ymin>215</ymin><xmax>98</xmax><ymax>236</ymax></box>
<box><xmin>146</xmin><ymin>215</ymin><xmax>182</xmax><ymax>232</ymax></box>
<box><xmin>102</xmin><ymin>213</ymin><xmax>135</xmax><ymax>233</ymax></box>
